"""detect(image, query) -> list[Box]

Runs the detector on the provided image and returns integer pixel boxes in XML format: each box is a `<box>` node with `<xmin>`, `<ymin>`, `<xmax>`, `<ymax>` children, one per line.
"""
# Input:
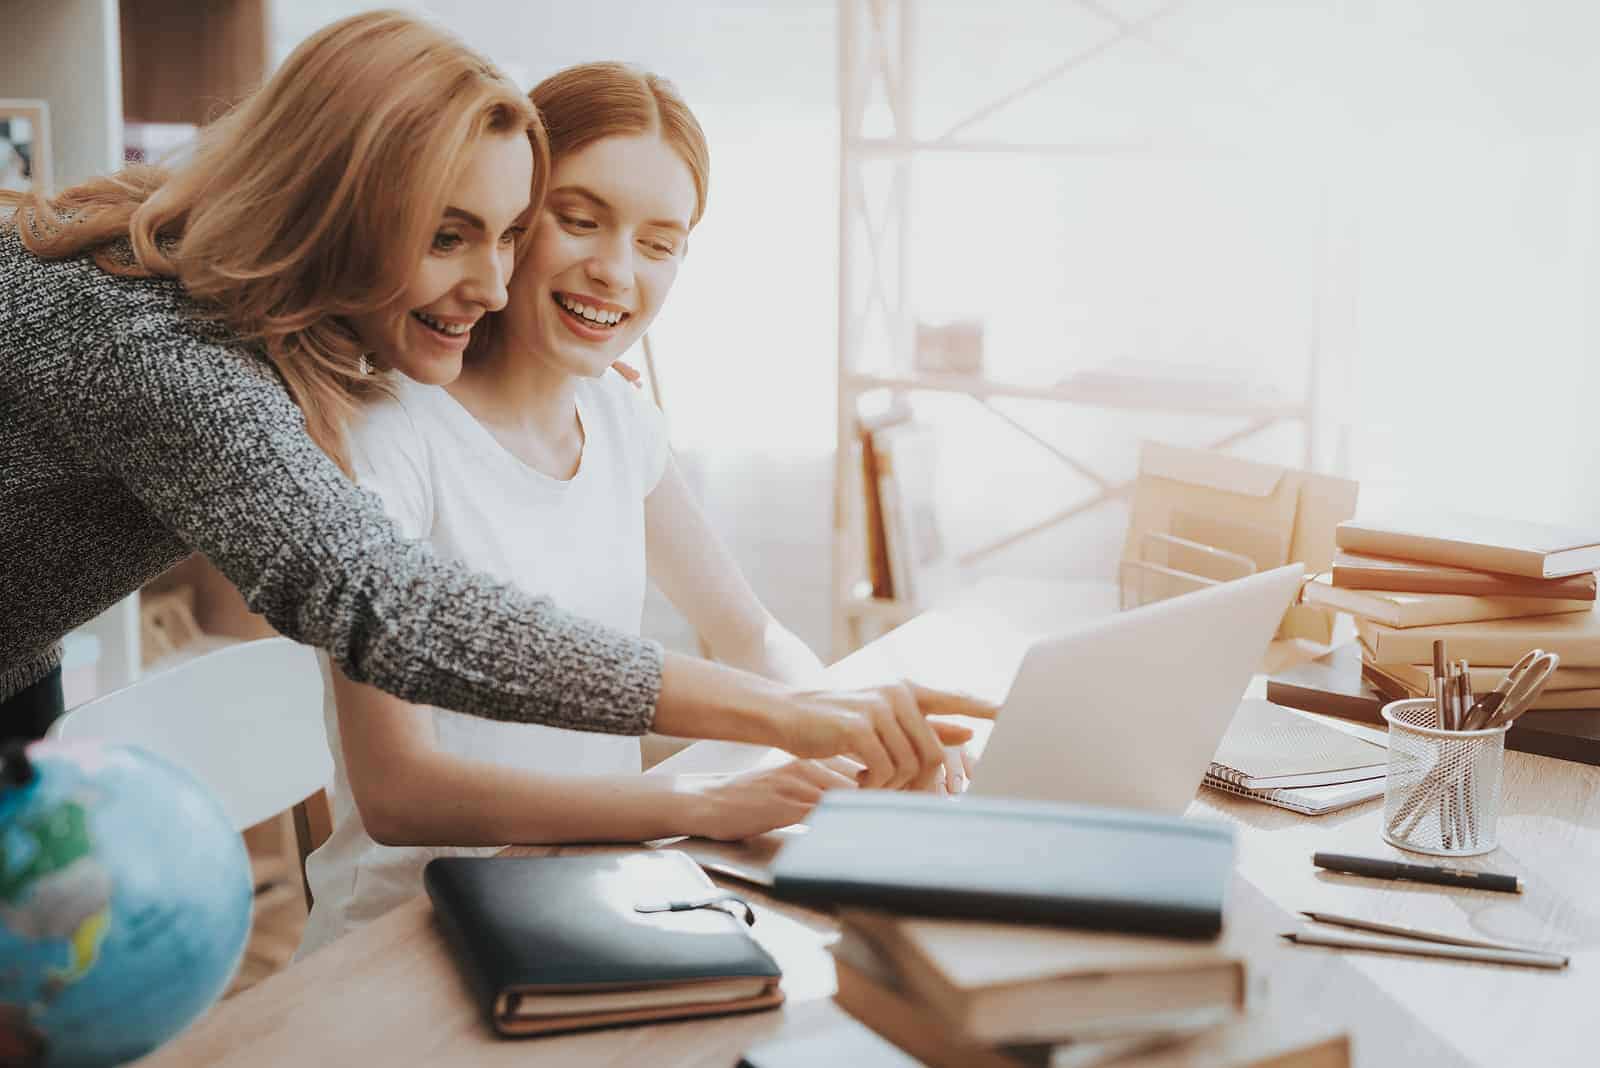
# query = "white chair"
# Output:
<box><xmin>48</xmin><ymin>636</ymin><xmax>334</xmax><ymax>910</ymax></box>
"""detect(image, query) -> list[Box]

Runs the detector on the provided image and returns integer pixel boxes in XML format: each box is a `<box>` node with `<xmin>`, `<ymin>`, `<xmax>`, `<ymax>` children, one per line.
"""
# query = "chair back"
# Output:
<box><xmin>49</xmin><ymin>636</ymin><xmax>334</xmax><ymax>907</ymax></box>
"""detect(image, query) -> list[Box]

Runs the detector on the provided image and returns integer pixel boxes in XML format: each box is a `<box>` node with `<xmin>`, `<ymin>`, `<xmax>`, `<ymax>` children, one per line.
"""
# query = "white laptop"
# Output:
<box><xmin>967</xmin><ymin>562</ymin><xmax>1304</xmax><ymax>813</ymax></box>
<box><xmin>660</xmin><ymin>563</ymin><xmax>1305</xmax><ymax>882</ymax></box>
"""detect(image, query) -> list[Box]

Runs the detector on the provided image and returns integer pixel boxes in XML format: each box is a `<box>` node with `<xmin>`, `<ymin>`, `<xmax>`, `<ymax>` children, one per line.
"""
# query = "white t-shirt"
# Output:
<box><xmin>298</xmin><ymin>371</ymin><xmax>668</xmax><ymax>956</ymax></box>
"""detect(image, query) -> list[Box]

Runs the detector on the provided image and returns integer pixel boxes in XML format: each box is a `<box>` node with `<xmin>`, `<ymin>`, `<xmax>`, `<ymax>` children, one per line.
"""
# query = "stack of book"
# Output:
<box><xmin>1319</xmin><ymin>515</ymin><xmax>1600</xmax><ymax>710</ymax></box>
<box><xmin>780</xmin><ymin>793</ymin><xmax>1349</xmax><ymax>1067</ymax></box>
<box><xmin>830</xmin><ymin>910</ymin><xmax>1349</xmax><ymax>1068</ymax></box>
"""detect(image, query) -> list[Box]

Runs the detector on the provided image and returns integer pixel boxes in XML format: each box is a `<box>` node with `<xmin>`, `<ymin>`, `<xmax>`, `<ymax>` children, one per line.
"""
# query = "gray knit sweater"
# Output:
<box><xmin>0</xmin><ymin>225</ymin><xmax>661</xmax><ymax>730</ymax></box>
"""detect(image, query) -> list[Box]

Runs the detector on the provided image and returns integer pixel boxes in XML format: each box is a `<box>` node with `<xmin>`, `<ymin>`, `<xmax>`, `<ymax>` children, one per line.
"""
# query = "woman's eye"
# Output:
<box><xmin>499</xmin><ymin>225</ymin><xmax>528</xmax><ymax>246</ymax></box>
<box><xmin>558</xmin><ymin>213</ymin><xmax>598</xmax><ymax>232</ymax></box>
<box><xmin>431</xmin><ymin>231</ymin><xmax>464</xmax><ymax>253</ymax></box>
<box><xmin>643</xmin><ymin>240</ymin><xmax>677</xmax><ymax>258</ymax></box>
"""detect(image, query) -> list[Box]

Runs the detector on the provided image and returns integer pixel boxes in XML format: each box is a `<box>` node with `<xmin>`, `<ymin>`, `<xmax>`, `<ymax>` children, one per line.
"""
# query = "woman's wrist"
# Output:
<box><xmin>655</xmin><ymin>652</ymin><xmax>799</xmax><ymax>749</ymax></box>
<box><xmin>662</xmin><ymin>774</ymin><xmax>721</xmax><ymax>840</ymax></box>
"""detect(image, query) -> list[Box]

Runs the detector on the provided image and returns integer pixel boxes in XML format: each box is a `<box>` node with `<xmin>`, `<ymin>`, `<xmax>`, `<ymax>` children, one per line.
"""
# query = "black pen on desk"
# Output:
<box><xmin>1312</xmin><ymin>852</ymin><xmax>1523</xmax><ymax>894</ymax></box>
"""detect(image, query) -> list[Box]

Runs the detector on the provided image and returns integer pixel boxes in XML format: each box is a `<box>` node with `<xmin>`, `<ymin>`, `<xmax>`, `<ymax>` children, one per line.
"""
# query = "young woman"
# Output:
<box><xmin>0</xmin><ymin>14</ymin><xmax>987</xmax><ymax>773</ymax></box>
<box><xmin>299</xmin><ymin>63</ymin><xmax>954</xmax><ymax>955</ymax></box>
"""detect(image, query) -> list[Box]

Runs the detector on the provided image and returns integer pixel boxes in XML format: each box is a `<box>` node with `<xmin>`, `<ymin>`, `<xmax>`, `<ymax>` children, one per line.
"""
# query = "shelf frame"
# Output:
<box><xmin>831</xmin><ymin>0</ymin><xmax>1327</xmax><ymax>658</ymax></box>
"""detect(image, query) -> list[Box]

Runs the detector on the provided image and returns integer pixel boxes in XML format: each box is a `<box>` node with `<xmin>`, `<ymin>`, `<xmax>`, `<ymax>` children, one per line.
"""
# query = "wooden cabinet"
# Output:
<box><xmin>120</xmin><ymin>0</ymin><xmax>267</xmax><ymax>125</ymax></box>
<box><xmin>4</xmin><ymin>0</ymin><xmax>270</xmax><ymax>694</ymax></box>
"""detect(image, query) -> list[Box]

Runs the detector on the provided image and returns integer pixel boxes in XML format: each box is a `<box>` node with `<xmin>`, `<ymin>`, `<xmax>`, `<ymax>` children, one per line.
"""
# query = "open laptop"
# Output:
<box><xmin>966</xmin><ymin>562</ymin><xmax>1304</xmax><ymax>813</ymax></box>
<box><xmin>666</xmin><ymin>563</ymin><xmax>1305</xmax><ymax>883</ymax></box>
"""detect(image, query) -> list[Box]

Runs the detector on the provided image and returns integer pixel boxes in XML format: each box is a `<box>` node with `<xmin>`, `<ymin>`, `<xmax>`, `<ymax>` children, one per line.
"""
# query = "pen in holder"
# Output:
<box><xmin>1380</xmin><ymin>698</ymin><xmax>1508</xmax><ymax>856</ymax></box>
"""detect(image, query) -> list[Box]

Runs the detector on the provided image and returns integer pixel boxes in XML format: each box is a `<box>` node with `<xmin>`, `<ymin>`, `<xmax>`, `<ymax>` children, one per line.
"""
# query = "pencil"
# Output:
<box><xmin>1298</xmin><ymin>911</ymin><xmax>1568</xmax><ymax>962</ymax></box>
<box><xmin>1281</xmin><ymin>928</ymin><xmax>1568</xmax><ymax>969</ymax></box>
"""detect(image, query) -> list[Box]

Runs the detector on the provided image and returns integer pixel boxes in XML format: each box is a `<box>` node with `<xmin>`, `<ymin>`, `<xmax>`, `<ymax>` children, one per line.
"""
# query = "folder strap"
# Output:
<box><xmin>633</xmin><ymin>892</ymin><xmax>756</xmax><ymax>927</ymax></box>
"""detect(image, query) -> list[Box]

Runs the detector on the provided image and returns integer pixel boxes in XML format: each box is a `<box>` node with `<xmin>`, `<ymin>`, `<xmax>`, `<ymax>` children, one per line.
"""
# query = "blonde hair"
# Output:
<box><xmin>0</xmin><ymin>10</ymin><xmax>545</xmax><ymax>470</ymax></box>
<box><xmin>529</xmin><ymin>62</ymin><xmax>710</xmax><ymax>227</ymax></box>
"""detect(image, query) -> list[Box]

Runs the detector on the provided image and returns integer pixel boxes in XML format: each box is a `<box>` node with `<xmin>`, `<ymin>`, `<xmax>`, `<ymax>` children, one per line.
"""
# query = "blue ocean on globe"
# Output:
<box><xmin>0</xmin><ymin>740</ymin><xmax>253</xmax><ymax>1067</ymax></box>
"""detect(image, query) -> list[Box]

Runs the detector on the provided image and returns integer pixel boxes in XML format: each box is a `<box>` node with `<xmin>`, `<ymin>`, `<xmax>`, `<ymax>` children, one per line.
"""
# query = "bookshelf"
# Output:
<box><xmin>830</xmin><ymin>0</ymin><xmax>1330</xmax><ymax>658</ymax></box>
<box><xmin>3</xmin><ymin>0</ymin><xmax>268</xmax><ymax>695</ymax></box>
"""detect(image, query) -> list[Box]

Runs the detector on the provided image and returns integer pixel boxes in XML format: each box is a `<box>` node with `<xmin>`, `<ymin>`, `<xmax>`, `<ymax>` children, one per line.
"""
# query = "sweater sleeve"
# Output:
<box><xmin>56</xmin><ymin>321</ymin><xmax>661</xmax><ymax>734</ymax></box>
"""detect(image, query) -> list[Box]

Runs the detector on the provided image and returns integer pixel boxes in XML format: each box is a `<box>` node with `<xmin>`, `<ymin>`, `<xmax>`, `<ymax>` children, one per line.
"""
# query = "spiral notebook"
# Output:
<box><xmin>1201</xmin><ymin>774</ymin><xmax>1384</xmax><ymax>816</ymax></box>
<box><xmin>1208</xmin><ymin>699</ymin><xmax>1388</xmax><ymax>791</ymax></box>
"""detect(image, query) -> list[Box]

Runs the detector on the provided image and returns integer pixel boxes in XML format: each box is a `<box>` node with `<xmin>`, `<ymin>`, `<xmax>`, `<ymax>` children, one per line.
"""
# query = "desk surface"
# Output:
<box><xmin>141</xmin><ymin>582</ymin><xmax>1597</xmax><ymax>1068</ymax></box>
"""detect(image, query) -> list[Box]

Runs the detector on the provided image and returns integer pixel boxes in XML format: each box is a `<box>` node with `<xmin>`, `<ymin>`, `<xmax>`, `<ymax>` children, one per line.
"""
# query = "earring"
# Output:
<box><xmin>358</xmin><ymin>354</ymin><xmax>374</xmax><ymax>376</ymax></box>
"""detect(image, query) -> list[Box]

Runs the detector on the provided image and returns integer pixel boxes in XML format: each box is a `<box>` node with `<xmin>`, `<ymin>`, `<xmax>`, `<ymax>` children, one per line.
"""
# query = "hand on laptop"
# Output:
<box><xmin>938</xmin><ymin>743</ymin><xmax>975</xmax><ymax>796</ymax></box>
<box><xmin>681</xmin><ymin>758</ymin><xmax>859</xmax><ymax>841</ymax></box>
<box><xmin>775</xmin><ymin>681</ymin><xmax>998</xmax><ymax>790</ymax></box>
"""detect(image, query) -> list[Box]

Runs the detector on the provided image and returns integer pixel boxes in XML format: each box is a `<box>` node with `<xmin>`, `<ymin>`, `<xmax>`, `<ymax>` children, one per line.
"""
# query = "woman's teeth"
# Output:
<box><xmin>556</xmin><ymin>294</ymin><xmax>627</xmax><ymax>326</ymax></box>
<box><xmin>411</xmin><ymin>311</ymin><xmax>471</xmax><ymax>336</ymax></box>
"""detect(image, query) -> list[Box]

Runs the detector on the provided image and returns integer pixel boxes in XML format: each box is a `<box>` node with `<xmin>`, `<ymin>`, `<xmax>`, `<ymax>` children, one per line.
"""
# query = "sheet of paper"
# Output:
<box><xmin>643</xmin><ymin>739</ymin><xmax>789</xmax><ymax>778</ymax></box>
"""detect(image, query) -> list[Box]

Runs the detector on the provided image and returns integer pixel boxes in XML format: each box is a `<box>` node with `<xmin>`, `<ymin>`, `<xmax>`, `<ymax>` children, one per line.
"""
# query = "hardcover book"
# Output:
<box><xmin>1335</xmin><ymin>515</ymin><xmax>1600</xmax><ymax>580</ymax></box>
<box><xmin>1264</xmin><ymin>644</ymin><xmax>1387</xmax><ymax>726</ymax></box>
<box><xmin>837</xmin><ymin>908</ymin><xmax>1246</xmax><ymax>1046</ymax></box>
<box><xmin>771</xmin><ymin>792</ymin><xmax>1235</xmax><ymax>939</ymax></box>
<box><xmin>1268</xmin><ymin>644</ymin><xmax>1600</xmax><ymax>766</ymax></box>
<box><xmin>1355</xmin><ymin>608</ymin><xmax>1600</xmax><ymax>667</ymax></box>
<box><xmin>830</xmin><ymin>923</ymin><xmax>1351</xmax><ymax>1068</ymax></box>
<box><xmin>1302</xmin><ymin>573</ymin><xmax>1591</xmax><ymax>629</ymax></box>
<box><xmin>1361</xmin><ymin>654</ymin><xmax>1600</xmax><ymax>708</ymax></box>
<box><xmin>1331</xmin><ymin>552</ymin><xmax>1597</xmax><ymax>600</ymax></box>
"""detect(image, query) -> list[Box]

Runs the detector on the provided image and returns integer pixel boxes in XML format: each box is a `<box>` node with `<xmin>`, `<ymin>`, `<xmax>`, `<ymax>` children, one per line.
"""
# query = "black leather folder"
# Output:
<box><xmin>424</xmin><ymin>851</ymin><xmax>783</xmax><ymax>1037</ymax></box>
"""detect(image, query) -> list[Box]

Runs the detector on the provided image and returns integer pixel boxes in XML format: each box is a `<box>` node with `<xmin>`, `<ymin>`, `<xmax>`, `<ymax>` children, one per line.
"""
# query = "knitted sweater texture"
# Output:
<box><xmin>0</xmin><ymin>225</ymin><xmax>661</xmax><ymax>729</ymax></box>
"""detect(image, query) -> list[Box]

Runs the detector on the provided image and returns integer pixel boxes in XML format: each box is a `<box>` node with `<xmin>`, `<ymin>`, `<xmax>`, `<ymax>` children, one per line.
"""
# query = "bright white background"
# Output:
<box><xmin>269</xmin><ymin>1</ymin><xmax>1600</xmax><ymax>654</ymax></box>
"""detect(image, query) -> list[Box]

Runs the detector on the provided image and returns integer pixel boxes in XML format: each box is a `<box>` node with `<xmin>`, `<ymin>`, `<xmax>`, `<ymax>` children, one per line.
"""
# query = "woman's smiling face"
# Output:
<box><xmin>504</xmin><ymin>132</ymin><xmax>697</xmax><ymax>377</ymax></box>
<box><xmin>348</xmin><ymin>130</ymin><xmax>533</xmax><ymax>384</ymax></box>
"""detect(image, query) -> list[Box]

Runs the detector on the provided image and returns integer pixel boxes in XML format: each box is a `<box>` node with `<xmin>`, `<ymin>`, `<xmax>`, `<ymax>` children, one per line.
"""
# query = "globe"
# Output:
<box><xmin>1</xmin><ymin>739</ymin><xmax>252</xmax><ymax>1067</ymax></box>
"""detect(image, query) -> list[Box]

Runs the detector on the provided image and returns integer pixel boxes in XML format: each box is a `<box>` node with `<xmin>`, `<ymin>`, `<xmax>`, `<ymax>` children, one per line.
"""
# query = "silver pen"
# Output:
<box><xmin>1432</xmin><ymin>640</ymin><xmax>1450</xmax><ymax>728</ymax></box>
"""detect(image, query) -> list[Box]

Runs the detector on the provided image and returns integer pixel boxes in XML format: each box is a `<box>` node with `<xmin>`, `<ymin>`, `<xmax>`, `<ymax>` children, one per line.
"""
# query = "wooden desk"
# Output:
<box><xmin>142</xmin><ymin>585</ymin><xmax>1595</xmax><ymax>1067</ymax></box>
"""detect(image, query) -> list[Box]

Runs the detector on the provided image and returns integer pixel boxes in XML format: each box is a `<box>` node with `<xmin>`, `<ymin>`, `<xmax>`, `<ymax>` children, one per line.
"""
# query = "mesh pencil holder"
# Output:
<box><xmin>1380</xmin><ymin>698</ymin><xmax>1509</xmax><ymax>857</ymax></box>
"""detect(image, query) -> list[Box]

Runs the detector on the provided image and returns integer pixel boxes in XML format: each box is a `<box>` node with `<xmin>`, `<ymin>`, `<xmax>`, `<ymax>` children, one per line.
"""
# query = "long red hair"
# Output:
<box><xmin>530</xmin><ymin>62</ymin><xmax>709</xmax><ymax>227</ymax></box>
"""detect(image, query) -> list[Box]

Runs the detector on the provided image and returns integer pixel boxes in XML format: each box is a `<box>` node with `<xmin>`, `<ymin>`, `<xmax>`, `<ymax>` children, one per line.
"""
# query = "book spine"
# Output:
<box><xmin>1357</xmin><ymin>619</ymin><xmax>1600</xmax><ymax>667</ymax></box>
<box><xmin>1263</xmin><ymin>680</ymin><xmax>1385</xmax><ymax>727</ymax></box>
<box><xmin>1356</xmin><ymin>594</ymin><xmax>1588</xmax><ymax>629</ymax></box>
<box><xmin>777</xmin><ymin>878</ymin><xmax>1221</xmax><ymax>939</ymax></box>
<box><xmin>421</xmin><ymin>865</ymin><xmax>508</xmax><ymax>1032</ymax></box>
<box><xmin>1336</xmin><ymin>527</ymin><xmax>1547</xmax><ymax>579</ymax></box>
<box><xmin>876</xmin><ymin>452</ymin><xmax>915</xmax><ymax>605</ymax></box>
<box><xmin>859</xmin><ymin>427</ymin><xmax>893</xmax><ymax>600</ymax></box>
<box><xmin>1301</xmin><ymin>584</ymin><xmax>1400</xmax><ymax>627</ymax></box>
<box><xmin>1504</xmin><ymin>714</ymin><xmax>1600</xmax><ymax>767</ymax></box>
<box><xmin>1334</xmin><ymin>566</ymin><xmax>1596</xmax><ymax>601</ymax></box>
<box><xmin>833</xmin><ymin>959</ymin><xmax>1038</xmax><ymax>1068</ymax></box>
